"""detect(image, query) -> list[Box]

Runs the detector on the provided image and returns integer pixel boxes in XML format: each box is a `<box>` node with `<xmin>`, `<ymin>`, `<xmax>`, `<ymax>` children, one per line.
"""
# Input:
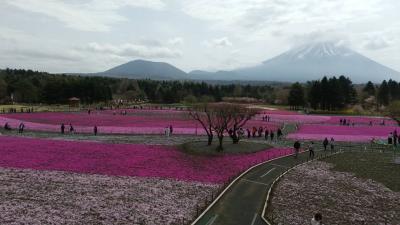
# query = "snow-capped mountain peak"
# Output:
<box><xmin>279</xmin><ymin>42</ymin><xmax>354</xmax><ymax>61</ymax></box>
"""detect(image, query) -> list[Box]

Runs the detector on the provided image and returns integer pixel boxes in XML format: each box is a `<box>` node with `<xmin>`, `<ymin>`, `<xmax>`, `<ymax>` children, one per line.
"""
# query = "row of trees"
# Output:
<box><xmin>373</xmin><ymin>79</ymin><xmax>400</xmax><ymax>106</ymax></box>
<box><xmin>2</xmin><ymin>68</ymin><xmax>399</xmax><ymax>111</ymax></box>
<box><xmin>189</xmin><ymin>103</ymin><xmax>258</xmax><ymax>151</ymax></box>
<box><xmin>287</xmin><ymin>76</ymin><xmax>400</xmax><ymax>110</ymax></box>
<box><xmin>288</xmin><ymin>76</ymin><xmax>357</xmax><ymax>110</ymax></box>
<box><xmin>0</xmin><ymin>69</ymin><xmax>277</xmax><ymax>104</ymax></box>
<box><xmin>0</xmin><ymin>69</ymin><xmax>114</xmax><ymax>104</ymax></box>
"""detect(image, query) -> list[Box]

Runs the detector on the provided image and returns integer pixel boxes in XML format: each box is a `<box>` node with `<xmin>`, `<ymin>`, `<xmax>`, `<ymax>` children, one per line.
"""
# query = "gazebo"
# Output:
<box><xmin>68</xmin><ymin>97</ymin><xmax>80</xmax><ymax>107</ymax></box>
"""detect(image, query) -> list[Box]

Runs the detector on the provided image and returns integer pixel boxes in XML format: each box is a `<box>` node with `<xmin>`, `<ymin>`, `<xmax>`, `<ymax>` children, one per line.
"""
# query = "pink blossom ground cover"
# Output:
<box><xmin>0</xmin><ymin>136</ymin><xmax>291</xmax><ymax>184</ymax></box>
<box><xmin>287</xmin><ymin>124</ymin><xmax>399</xmax><ymax>142</ymax></box>
<box><xmin>324</xmin><ymin>115</ymin><xmax>398</xmax><ymax>126</ymax></box>
<box><xmin>2</xmin><ymin>111</ymin><xmax>197</xmax><ymax>127</ymax></box>
<box><xmin>0</xmin><ymin>167</ymin><xmax>218</xmax><ymax>225</ymax></box>
<box><xmin>0</xmin><ymin>111</ymin><xmax>281</xmax><ymax>135</ymax></box>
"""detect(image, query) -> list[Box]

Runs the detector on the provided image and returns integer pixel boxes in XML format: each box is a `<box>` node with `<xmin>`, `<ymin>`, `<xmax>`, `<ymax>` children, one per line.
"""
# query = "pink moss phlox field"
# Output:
<box><xmin>2</xmin><ymin>111</ymin><xmax>197</xmax><ymax>127</ymax></box>
<box><xmin>324</xmin><ymin>116</ymin><xmax>398</xmax><ymax>126</ymax></box>
<box><xmin>0</xmin><ymin>136</ymin><xmax>292</xmax><ymax>183</ymax></box>
<box><xmin>288</xmin><ymin>124</ymin><xmax>399</xmax><ymax>142</ymax></box>
<box><xmin>0</xmin><ymin>110</ymin><xmax>282</xmax><ymax>134</ymax></box>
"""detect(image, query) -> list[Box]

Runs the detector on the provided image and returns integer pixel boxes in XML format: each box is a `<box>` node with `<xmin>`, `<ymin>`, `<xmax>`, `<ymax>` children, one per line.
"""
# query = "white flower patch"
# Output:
<box><xmin>0</xmin><ymin>168</ymin><xmax>219</xmax><ymax>224</ymax></box>
<box><xmin>269</xmin><ymin>161</ymin><xmax>400</xmax><ymax>225</ymax></box>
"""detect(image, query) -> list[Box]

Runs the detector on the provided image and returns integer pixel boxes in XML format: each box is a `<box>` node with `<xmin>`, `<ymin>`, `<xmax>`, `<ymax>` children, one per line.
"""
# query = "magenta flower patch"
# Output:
<box><xmin>0</xmin><ymin>136</ymin><xmax>291</xmax><ymax>183</ymax></box>
<box><xmin>0</xmin><ymin>110</ymin><xmax>282</xmax><ymax>135</ymax></box>
<box><xmin>287</xmin><ymin>124</ymin><xmax>399</xmax><ymax>142</ymax></box>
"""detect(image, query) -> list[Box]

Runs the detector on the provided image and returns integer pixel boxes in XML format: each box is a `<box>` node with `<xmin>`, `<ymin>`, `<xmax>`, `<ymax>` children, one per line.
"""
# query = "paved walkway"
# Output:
<box><xmin>193</xmin><ymin>149</ymin><xmax>327</xmax><ymax>225</ymax></box>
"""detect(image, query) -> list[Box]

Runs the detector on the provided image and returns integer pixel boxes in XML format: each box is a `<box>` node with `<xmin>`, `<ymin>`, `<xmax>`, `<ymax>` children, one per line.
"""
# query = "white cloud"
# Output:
<box><xmin>362</xmin><ymin>33</ymin><xmax>392</xmax><ymax>50</ymax></box>
<box><xmin>204</xmin><ymin>37</ymin><xmax>233</xmax><ymax>48</ymax></box>
<box><xmin>182</xmin><ymin>0</ymin><xmax>383</xmax><ymax>41</ymax></box>
<box><xmin>83</xmin><ymin>42</ymin><xmax>182</xmax><ymax>58</ymax></box>
<box><xmin>168</xmin><ymin>37</ymin><xmax>184</xmax><ymax>46</ymax></box>
<box><xmin>1</xmin><ymin>0</ymin><xmax>400</xmax><ymax>73</ymax></box>
<box><xmin>4</xmin><ymin>0</ymin><xmax>165</xmax><ymax>32</ymax></box>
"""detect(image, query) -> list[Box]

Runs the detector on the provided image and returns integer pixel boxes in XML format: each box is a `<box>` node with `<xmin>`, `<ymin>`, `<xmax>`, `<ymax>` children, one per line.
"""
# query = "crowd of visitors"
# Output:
<box><xmin>1</xmin><ymin>107</ymin><xmax>34</xmax><ymax>114</ymax></box>
<box><xmin>243</xmin><ymin>126</ymin><xmax>283</xmax><ymax>141</ymax></box>
<box><xmin>262</xmin><ymin>115</ymin><xmax>271</xmax><ymax>122</ymax></box>
<box><xmin>339</xmin><ymin>118</ymin><xmax>388</xmax><ymax>126</ymax></box>
<box><xmin>164</xmin><ymin>125</ymin><xmax>173</xmax><ymax>137</ymax></box>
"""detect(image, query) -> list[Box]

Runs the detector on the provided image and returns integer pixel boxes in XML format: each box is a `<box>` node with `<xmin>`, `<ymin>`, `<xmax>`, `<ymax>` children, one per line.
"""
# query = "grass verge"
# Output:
<box><xmin>322</xmin><ymin>152</ymin><xmax>400</xmax><ymax>191</ymax></box>
<box><xmin>180</xmin><ymin>139</ymin><xmax>272</xmax><ymax>155</ymax></box>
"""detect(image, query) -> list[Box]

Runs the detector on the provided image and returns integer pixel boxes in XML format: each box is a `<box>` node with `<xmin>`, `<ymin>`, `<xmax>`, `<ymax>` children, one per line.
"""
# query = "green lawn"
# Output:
<box><xmin>322</xmin><ymin>152</ymin><xmax>400</xmax><ymax>191</ymax></box>
<box><xmin>180</xmin><ymin>139</ymin><xmax>272</xmax><ymax>155</ymax></box>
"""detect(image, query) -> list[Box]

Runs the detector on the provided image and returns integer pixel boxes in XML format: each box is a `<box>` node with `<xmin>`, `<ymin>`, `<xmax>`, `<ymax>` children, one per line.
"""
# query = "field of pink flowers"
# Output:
<box><xmin>287</xmin><ymin>124</ymin><xmax>399</xmax><ymax>142</ymax></box>
<box><xmin>0</xmin><ymin>136</ymin><xmax>291</xmax><ymax>184</ymax></box>
<box><xmin>0</xmin><ymin>110</ymin><xmax>282</xmax><ymax>135</ymax></box>
<box><xmin>324</xmin><ymin>115</ymin><xmax>398</xmax><ymax>126</ymax></box>
<box><xmin>0</xmin><ymin>167</ymin><xmax>218</xmax><ymax>225</ymax></box>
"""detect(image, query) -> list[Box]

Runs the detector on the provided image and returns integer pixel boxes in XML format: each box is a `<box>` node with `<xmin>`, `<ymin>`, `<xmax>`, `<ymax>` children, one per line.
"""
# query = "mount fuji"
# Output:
<box><xmin>190</xmin><ymin>42</ymin><xmax>400</xmax><ymax>83</ymax></box>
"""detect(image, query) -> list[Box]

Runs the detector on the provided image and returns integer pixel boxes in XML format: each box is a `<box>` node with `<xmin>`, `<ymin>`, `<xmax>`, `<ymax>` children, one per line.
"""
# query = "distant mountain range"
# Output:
<box><xmin>97</xmin><ymin>59</ymin><xmax>187</xmax><ymax>80</ymax></box>
<box><xmin>97</xmin><ymin>42</ymin><xmax>400</xmax><ymax>83</ymax></box>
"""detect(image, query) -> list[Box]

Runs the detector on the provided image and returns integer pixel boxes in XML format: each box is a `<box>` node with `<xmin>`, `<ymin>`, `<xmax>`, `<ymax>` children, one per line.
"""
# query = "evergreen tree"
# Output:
<box><xmin>378</xmin><ymin>80</ymin><xmax>390</xmax><ymax>106</ymax></box>
<box><xmin>363</xmin><ymin>81</ymin><xmax>376</xmax><ymax>96</ymax></box>
<box><xmin>288</xmin><ymin>82</ymin><xmax>305</xmax><ymax>110</ymax></box>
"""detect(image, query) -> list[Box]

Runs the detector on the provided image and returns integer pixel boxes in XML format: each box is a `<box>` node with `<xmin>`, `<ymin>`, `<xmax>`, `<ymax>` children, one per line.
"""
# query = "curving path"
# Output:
<box><xmin>192</xmin><ymin>149</ymin><xmax>327</xmax><ymax>225</ymax></box>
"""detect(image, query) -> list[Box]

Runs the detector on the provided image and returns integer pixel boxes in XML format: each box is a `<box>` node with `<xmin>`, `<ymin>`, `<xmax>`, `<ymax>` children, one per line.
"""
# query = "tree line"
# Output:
<box><xmin>0</xmin><ymin>68</ymin><xmax>276</xmax><ymax>104</ymax></box>
<box><xmin>1</xmin><ymin>68</ymin><xmax>399</xmax><ymax>110</ymax></box>
<box><xmin>288</xmin><ymin>75</ymin><xmax>400</xmax><ymax>110</ymax></box>
<box><xmin>0</xmin><ymin>69</ymin><xmax>114</xmax><ymax>104</ymax></box>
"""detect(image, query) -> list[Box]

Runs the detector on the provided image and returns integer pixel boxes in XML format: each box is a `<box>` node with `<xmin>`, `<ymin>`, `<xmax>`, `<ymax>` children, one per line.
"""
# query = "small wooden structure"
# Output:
<box><xmin>68</xmin><ymin>97</ymin><xmax>80</xmax><ymax>107</ymax></box>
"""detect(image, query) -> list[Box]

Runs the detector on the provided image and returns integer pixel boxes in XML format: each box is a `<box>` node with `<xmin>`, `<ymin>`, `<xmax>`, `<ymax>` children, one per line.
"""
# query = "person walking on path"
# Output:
<box><xmin>94</xmin><ymin>125</ymin><xmax>98</xmax><ymax>136</ymax></box>
<box><xmin>323</xmin><ymin>138</ymin><xmax>329</xmax><ymax>151</ymax></box>
<box><xmin>277</xmin><ymin>128</ymin><xmax>283</xmax><ymax>140</ymax></box>
<box><xmin>311</xmin><ymin>213</ymin><xmax>322</xmax><ymax>225</ymax></box>
<box><xmin>165</xmin><ymin>126</ymin><xmax>170</xmax><ymax>137</ymax></box>
<box><xmin>308</xmin><ymin>141</ymin><xmax>315</xmax><ymax>160</ymax></box>
<box><xmin>388</xmin><ymin>133</ymin><xmax>393</xmax><ymax>145</ymax></box>
<box><xmin>18</xmin><ymin>122</ymin><xmax>25</xmax><ymax>133</ymax></box>
<box><xmin>330</xmin><ymin>137</ymin><xmax>335</xmax><ymax>152</ymax></box>
<box><xmin>270</xmin><ymin>130</ymin><xmax>274</xmax><ymax>142</ymax></box>
<box><xmin>293</xmin><ymin>140</ymin><xmax>301</xmax><ymax>159</ymax></box>
<box><xmin>4</xmin><ymin>122</ymin><xmax>11</xmax><ymax>131</ymax></box>
<box><xmin>169</xmin><ymin>125</ymin><xmax>173</xmax><ymax>135</ymax></box>
<box><xmin>258</xmin><ymin>127</ymin><xmax>263</xmax><ymax>137</ymax></box>
<box><xmin>61</xmin><ymin>123</ymin><xmax>65</xmax><ymax>134</ymax></box>
<box><xmin>264</xmin><ymin>129</ymin><xmax>269</xmax><ymax>141</ymax></box>
<box><xmin>69</xmin><ymin>124</ymin><xmax>74</xmax><ymax>134</ymax></box>
<box><xmin>246</xmin><ymin>128</ymin><xmax>251</xmax><ymax>138</ymax></box>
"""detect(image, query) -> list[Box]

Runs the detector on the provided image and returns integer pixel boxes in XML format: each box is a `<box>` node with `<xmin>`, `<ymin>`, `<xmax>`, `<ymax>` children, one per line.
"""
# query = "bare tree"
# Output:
<box><xmin>189</xmin><ymin>103</ymin><xmax>258</xmax><ymax>151</ymax></box>
<box><xmin>226</xmin><ymin>104</ymin><xmax>259</xmax><ymax>144</ymax></box>
<box><xmin>211</xmin><ymin>103</ymin><xmax>233</xmax><ymax>151</ymax></box>
<box><xmin>189</xmin><ymin>103</ymin><xmax>214</xmax><ymax>145</ymax></box>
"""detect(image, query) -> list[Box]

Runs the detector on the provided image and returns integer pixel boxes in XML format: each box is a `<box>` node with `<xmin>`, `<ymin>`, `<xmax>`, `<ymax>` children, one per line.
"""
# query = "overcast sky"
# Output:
<box><xmin>0</xmin><ymin>0</ymin><xmax>399</xmax><ymax>73</ymax></box>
